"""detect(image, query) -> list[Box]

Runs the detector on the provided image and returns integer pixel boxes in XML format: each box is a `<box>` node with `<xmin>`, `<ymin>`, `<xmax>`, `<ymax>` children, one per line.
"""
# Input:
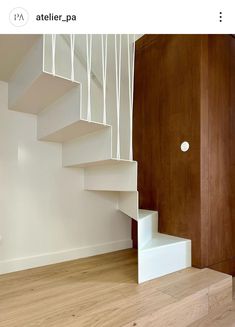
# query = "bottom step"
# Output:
<box><xmin>131</xmin><ymin>267</ymin><xmax>232</xmax><ymax>327</ymax></box>
<box><xmin>138</xmin><ymin>233</ymin><xmax>191</xmax><ymax>283</ymax></box>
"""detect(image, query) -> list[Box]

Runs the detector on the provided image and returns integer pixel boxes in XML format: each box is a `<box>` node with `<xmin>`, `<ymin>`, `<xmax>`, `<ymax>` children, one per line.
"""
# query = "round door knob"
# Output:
<box><xmin>181</xmin><ymin>141</ymin><xmax>190</xmax><ymax>152</ymax></box>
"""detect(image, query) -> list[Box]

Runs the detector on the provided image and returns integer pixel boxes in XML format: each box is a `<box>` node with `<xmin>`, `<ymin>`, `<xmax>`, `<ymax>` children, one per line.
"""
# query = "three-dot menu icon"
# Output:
<box><xmin>219</xmin><ymin>12</ymin><xmax>222</xmax><ymax>22</ymax></box>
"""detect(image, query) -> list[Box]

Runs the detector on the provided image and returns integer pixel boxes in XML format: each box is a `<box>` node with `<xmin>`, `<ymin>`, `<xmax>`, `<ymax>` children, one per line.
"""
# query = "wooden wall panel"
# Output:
<box><xmin>207</xmin><ymin>35</ymin><xmax>233</xmax><ymax>266</ymax></box>
<box><xmin>133</xmin><ymin>34</ymin><xmax>235</xmax><ymax>273</ymax></box>
<box><xmin>209</xmin><ymin>258</ymin><xmax>235</xmax><ymax>275</ymax></box>
<box><xmin>199</xmin><ymin>35</ymin><xmax>209</xmax><ymax>267</ymax></box>
<box><xmin>230</xmin><ymin>37</ymin><xmax>235</xmax><ymax>272</ymax></box>
<box><xmin>133</xmin><ymin>35</ymin><xmax>202</xmax><ymax>266</ymax></box>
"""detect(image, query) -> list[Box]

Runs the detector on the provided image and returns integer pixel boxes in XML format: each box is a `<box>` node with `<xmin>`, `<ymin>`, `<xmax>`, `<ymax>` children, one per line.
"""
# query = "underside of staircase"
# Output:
<box><xmin>0</xmin><ymin>34</ymin><xmax>191</xmax><ymax>283</ymax></box>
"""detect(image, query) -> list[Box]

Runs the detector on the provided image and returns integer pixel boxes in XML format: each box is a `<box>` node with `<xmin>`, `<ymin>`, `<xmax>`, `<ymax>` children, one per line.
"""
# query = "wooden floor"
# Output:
<box><xmin>0</xmin><ymin>249</ymin><xmax>233</xmax><ymax>327</ymax></box>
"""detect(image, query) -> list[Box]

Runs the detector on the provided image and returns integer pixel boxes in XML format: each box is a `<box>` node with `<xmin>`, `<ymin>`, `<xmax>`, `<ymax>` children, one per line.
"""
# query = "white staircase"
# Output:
<box><xmin>0</xmin><ymin>34</ymin><xmax>191</xmax><ymax>283</ymax></box>
<box><xmin>137</xmin><ymin>210</ymin><xmax>191</xmax><ymax>283</ymax></box>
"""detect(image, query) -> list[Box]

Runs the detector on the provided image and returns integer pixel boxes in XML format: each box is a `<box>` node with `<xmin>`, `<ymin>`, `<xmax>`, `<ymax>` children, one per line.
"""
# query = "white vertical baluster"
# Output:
<box><xmin>115</xmin><ymin>34</ymin><xmax>122</xmax><ymax>159</ymax></box>
<box><xmin>127</xmin><ymin>34</ymin><xmax>136</xmax><ymax>160</ymax></box>
<box><xmin>101</xmin><ymin>34</ymin><xmax>108</xmax><ymax>124</ymax></box>
<box><xmin>70</xmin><ymin>34</ymin><xmax>75</xmax><ymax>81</ymax></box>
<box><xmin>131</xmin><ymin>35</ymin><xmax>136</xmax><ymax>113</ymax></box>
<box><xmin>127</xmin><ymin>35</ymin><xmax>131</xmax><ymax>159</ymax></box>
<box><xmin>86</xmin><ymin>34</ymin><xmax>92</xmax><ymax>121</ymax></box>
<box><xmin>43</xmin><ymin>35</ymin><xmax>45</xmax><ymax>71</ymax></box>
<box><xmin>52</xmin><ymin>34</ymin><xmax>57</xmax><ymax>76</ymax></box>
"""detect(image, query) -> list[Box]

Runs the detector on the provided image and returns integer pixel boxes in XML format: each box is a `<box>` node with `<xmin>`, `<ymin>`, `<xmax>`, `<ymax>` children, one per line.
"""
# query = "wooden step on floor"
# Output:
<box><xmin>0</xmin><ymin>249</ymin><xmax>232</xmax><ymax>327</ymax></box>
<box><xmin>189</xmin><ymin>278</ymin><xmax>235</xmax><ymax>326</ymax></box>
<box><xmin>130</xmin><ymin>267</ymin><xmax>232</xmax><ymax>327</ymax></box>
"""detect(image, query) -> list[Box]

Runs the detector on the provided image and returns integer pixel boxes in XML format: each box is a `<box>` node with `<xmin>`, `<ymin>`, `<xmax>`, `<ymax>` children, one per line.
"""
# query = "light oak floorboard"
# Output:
<box><xmin>190</xmin><ymin>278</ymin><xmax>235</xmax><ymax>326</ymax></box>
<box><xmin>0</xmin><ymin>249</ymin><xmax>232</xmax><ymax>327</ymax></box>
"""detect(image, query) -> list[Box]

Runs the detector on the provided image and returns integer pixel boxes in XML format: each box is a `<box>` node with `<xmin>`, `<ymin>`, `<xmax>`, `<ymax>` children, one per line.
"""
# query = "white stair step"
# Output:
<box><xmin>84</xmin><ymin>160</ymin><xmax>137</xmax><ymax>191</ymax></box>
<box><xmin>10</xmin><ymin>71</ymin><xmax>78</xmax><ymax>114</ymax></box>
<box><xmin>138</xmin><ymin>209</ymin><xmax>157</xmax><ymax>219</ymax></box>
<box><xmin>138</xmin><ymin>233</ymin><xmax>191</xmax><ymax>283</ymax></box>
<box><xmin>66</xmin><ymin>158</ymin><xmax>120</xmax><ymax>168</ymax></box>
<box><xmin>138</xmin><ymin>210</ymin><xmax>158</xmax><ymax>249</ymax></box>
<box><xmin>141</xmin><ymin>233</ymin><xmax>190</xmax><ymax>251</ymax></box>
<box><xmin>0</xmin><ymin>35</ymin><xmax>40</xmax><ymax>81</ymax></box>
<box><xmin>37</xmin><ymin>86</ymin><xmax>81</xmax><ymax>141</ymax></box>
<box><xmin>40</xmin><ymin>118</ymin><xmax>109</xmax><ymax>143</ymax></box>
<box><xmin>119</xmin><ymin>191</ymin><xmax>139</xmax><ymax>220</ymax></box>
<box><xmin>8</xmin><ymin>36</ymin><xmax>78</xmax><ymax>114</ymax></box>
<box><xmin>62</xmin><ymin>127</ymin><xmax>112</xmax><ymax>166</ymax></box>
<box><xmin>66</xmin><ymin>158</ymin><xmax>132</xmax><ymax>168</ymax></box>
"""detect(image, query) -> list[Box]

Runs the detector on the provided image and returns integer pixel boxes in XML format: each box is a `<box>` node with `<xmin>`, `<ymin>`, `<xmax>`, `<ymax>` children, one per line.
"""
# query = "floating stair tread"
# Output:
<box><xmin>141</xmin><ymin>233</ymin><xmax>190</xmax><ymax>251</ymax></box>
<box><xmin>39</xmin><ymin>119</ymin><xmax>111</xmax><ymax>142</ymax></box>
<box><xmin>0</xmin><ymin>35</ymin><xmax>40</xmax><ymax>81</ymax></box>
<box><xmin>66</xmin><ymin>158</ymin><xmax>136</xmax><ymax>168</ymax></box>
<box><xmin>10</xmin><ymin>72</ymin><xmax>79</xmax><ymax>114</ymax></box>
<box><xmin>138</xmin><ymin>209</ymin><xmax>157</xmax><ymax>219</ymax></box>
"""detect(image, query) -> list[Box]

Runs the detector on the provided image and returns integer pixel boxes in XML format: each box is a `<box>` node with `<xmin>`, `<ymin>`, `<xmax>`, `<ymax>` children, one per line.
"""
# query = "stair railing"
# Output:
<box><xmin>114</xmin><ymin>34</ymin><xmax>122</xmax><ymax>160</ymax></box>
<box><xmin>86</xmin><ymin>34</ymin><xmax>93</xmax><ymax>122</ymax></box>
<box><xmin>70</xmin><ymin>34</ymin><xmax>75</xmax><ymax>82</ymax></box>
<box><xmin>43</xmin><ymin>34</ymin><xmax>136</xmax><ymax>161</ymax></box>
<box><xmin>101</xmin><ymin>34</ymin><xmax>108</xmax><ymax>125</ymax></box>
<box><xmin>51</xmin><ymin>34</ymin><xmax>57</xmax><ymax>76</ymax></box>
<box><xmin>127</xmin><ymin>34</ymin><xmax>136</xmax><ymax>160</ymax></box>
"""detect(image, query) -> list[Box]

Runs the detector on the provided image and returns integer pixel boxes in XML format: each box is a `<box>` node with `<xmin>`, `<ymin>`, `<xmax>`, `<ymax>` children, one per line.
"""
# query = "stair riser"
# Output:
<box><xmin>62</xmin><ymin>127</ymin><xmax>112</xmax><ymax>167</ymax></box>
<box><xmin>37</xmin><ymin>86</ymin><xmax>81</xmax><ymax>141</ymax></box>
<box><xmin>138</xmin><ymin>213</ymin><xmax>158</xmax><ymax>249</ymax></box>
<box><xmin>9</xmin><ymin>37</ymin><xmax>43</xmax><ymax>112</ymax></box>
<box><xmin>84</xmin><ymin>161</ymin><xmax>137</xmax><ymax>191</ymax></box>
<box><xmin>124</xmin><ymin>289</ymin><xmax>208</xmax><ymax>327</ymax></box>
<box><xmin>8</xmin><ymin>36</ymin><xmax>79</xmax><ymax>115</ymax></box>
<box><xmin>138</xmin><ymin>241</ymin><xmax>191</xmax><ymax>283</ymax></box>
<box><xmin>119</xmin><ymin>191</ymin><xmax>139</xmax><ymax>220</ymax></box>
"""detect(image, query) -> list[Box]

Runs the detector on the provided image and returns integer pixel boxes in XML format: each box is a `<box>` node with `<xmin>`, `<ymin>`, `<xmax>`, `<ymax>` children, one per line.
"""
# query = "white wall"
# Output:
<box><xmin>0</xmin><ymin>81</ymin><xmax>132</xmax><ymax>274</ymax></box>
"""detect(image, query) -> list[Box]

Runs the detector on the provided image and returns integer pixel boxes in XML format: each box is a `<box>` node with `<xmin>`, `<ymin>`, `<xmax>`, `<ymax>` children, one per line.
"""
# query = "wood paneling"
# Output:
<box><xmin>133</xmin><ymin>35</ymin><xmax>202</xmax><ymax>267</ymax></box>
<box><xmin>209</xmin><ymin>257</ymin><xmax>235</xmax><ymax>276</ymax></box>
<box><xmin>199</xmin><ymin>36</ymin><xmax>210</xmax><ymax>268</ymax></box>
<box><xmin>133</xmin><ymin>35</ymin><xmax>235</xmax><ymax>273</ymax></box>
<box><xmin>207</xmin><ymin>35</ymin><xmax>233</xmax><ymax>266</ymax></box>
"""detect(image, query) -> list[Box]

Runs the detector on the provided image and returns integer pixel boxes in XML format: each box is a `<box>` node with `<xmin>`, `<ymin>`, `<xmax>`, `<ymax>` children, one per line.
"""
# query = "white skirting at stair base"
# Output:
<box><xmin>0</xmin><ymin>239</ymin><xmax>132</xmax><ymax>275</ymax></box>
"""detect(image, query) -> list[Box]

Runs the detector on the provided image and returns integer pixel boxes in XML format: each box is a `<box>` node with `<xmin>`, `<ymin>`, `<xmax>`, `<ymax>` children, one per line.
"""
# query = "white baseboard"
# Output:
<box><xmin>0</xmin><ymin>239</ymin><xmax>132</xmax><ymax>275</ymax></box>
